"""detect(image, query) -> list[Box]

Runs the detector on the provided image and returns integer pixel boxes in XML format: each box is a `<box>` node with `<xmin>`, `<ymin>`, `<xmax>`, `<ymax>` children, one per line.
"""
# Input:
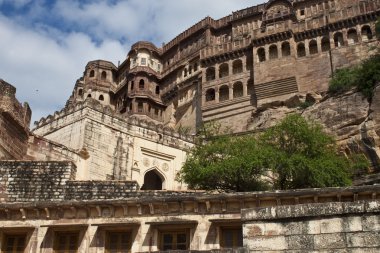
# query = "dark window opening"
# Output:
<box><xmin>269</xmin><ymin>45</ymin><xmax>278</xmax><ymax>59</ymax></box>
<box><xmin>297</xmin><ymin>43</ymin><xmax>306</xmax><ymax>57</ymax></box>
<box><xmin>281</xmin><ymin>42</ymin><xmax>291</xmax><ymax>57</ymax></box>
<box><xmin>257</xmin><ymin>48</ymin><xmax>266</xmax><ymax>62</ymax></box>
<box><xmin>155</xmin><ymin>86</ymin><xmax>160</xmax><ymax>95</ymax></box>
<box><xmin>220</xmin><ymin>227</ymin><xmax>243</xmax><ymax>248</ymax></box>
<box><xmin>141</xmin><ymin>170</ymin><xmax>163</xmax><ymax>190</ymax></box>
<box><xmin>3</xmin><ymin>234</ymin><xmax>26</xmax><ymax>253</ymax></box>
<box><xmin>321</xmin><ymin>37</ymin><xmax>331</xmax><ymax>52</ymax></box>
<box><xmin>106</xmin><ymin>232</ymin><xmax>131</xmax><ymax>253</ymax></box>
<box><xmin>233</xmin><ymin>82</ymin><xmax>243</xmax><ymax>98</ymax></box>
<box><xmin>309</xmin><ymin>40</ymin><xmax>318</xmax><ymax>55</ymax></box>
<box><xmin>219</xmin><ymin>63</ymin><xmax>229</xmax><ymax>78</ymax></box>
<box><xmin>99</xmin><ymin>95</ymin><xmax>104</xmax><ymax>101</ymax></box>
<box><xmin>89</xmin><ymin>70</ymin><xmax>95</xmax><ymax>77</ymax></box>
<box><xmin>206</xmin><ymin>89</ymin><xmax>216</xmax><ymax>102</ymax></box>
<box><xmin>101</xmin><ymin>71</ymin><xmax>107</xmax><ymax>80</ymax></box>
<box><xmin>139</xmin><ymin>79</ymin><xmax>145</xmax><ymax>90</ymax></box>
<box><xmin>138</xmin><ymin>102</ymin><xmax>143</xmax><ymax>113</ymax></box>
<box><xmin>219</xmin><ymin>85</ymin><xmax>229</xmax><ymax>102</ymax></box>
<box><xmin>206</xmin><ymin>67</ymin><xmax>216</xmax><ymax>81</ymax></box>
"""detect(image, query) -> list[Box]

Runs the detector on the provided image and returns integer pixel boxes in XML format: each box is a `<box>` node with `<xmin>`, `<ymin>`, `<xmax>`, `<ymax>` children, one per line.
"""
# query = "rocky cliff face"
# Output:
<box><xmin>247</xmin><ymin>86</ymin><xmax>380</xmax><ymax>184</ymax></box>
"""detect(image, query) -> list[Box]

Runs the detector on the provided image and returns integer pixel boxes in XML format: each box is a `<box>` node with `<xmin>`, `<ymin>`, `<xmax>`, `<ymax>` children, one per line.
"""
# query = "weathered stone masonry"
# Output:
<box><xmin>0</xmin><ymin>80</ymin><xmax>31</xmax><ymax>160</ymax></box>
<box><xmin>243</xmin><ymin>201</ymin><xmax>380</xmax><ymax>252</ymax></box>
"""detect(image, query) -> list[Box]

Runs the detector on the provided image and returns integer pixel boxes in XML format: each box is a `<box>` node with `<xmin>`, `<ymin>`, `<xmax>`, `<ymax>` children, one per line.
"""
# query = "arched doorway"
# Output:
<box><xmin>141</xmin><ymin>169</ymin><xmax>164</xmax><ymax>190</ymax></box>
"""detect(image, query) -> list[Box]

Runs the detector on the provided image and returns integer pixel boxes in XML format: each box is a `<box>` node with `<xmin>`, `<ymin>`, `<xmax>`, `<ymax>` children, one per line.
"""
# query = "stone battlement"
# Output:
<box><xmin>33</xmin><ymin>98</ymin><xmax>195</xmax><ymax>144</ymax></box>
<box><xmin>0</xmin><ymin>79</ymin><xmax>31</xmax><ymax>130</ymax></box>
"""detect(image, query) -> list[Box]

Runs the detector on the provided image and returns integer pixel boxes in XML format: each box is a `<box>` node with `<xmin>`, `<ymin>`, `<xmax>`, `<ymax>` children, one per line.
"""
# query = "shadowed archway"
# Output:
<box><xmin>141</xmin><ymin>169</ymin><xmax>165</xmax><ymax>190</ymax></box>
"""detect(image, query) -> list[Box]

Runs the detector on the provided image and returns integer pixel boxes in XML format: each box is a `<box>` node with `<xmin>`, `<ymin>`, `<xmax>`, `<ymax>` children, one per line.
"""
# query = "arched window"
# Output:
<box><xmin>99</xmin><ymin>95</ymin><xmax>104</xmax><ymax>101</ymax></box>
<box><xmin>139</xmin><ymin>79</ymin><xmax>145</xmax><ymax>90</ymax></box>
<box><xmin>206</xmin><ymin>67</ymin><xmax>215</xmax><ymax>81</ymax></box>
<box><xmin>101</xmin><ymin>71</ymin><xmax>107</xmax><ymax>80</ymax></box>
<box><xmin>297</xmin><ymin>43</ymin><xmax>306</xmax><ymax>57</ymax></box>
<box><xmin>205</xmin><ymin>89</ymin><xmax>215</xmax><ymax>102</ymax></box>
<box><xmin>347</xmin><ymin>29</ymin><xmax>358</xmax><ymax>45</ymax></box>
<box><xmin>232</xmin><ymin>60</ymin><xmax>243</xmax><ymax>74</ymax></box>
<box><xmin>321</xmin><ymin>37</ymin><xmax>331</xmax><ymax>52</ymax></box>
<box><xmin>309</xmin><ymin>40</ymin><xmax>318</xmax><ymax>55</ymax></box>
<box><xmin>138</xmin><ymin>102</ymin><xmax>143</xmax><ymax>112</ymax></box>
<box><xmin>361</xmin><ymin>26</ymin><xmax>373</xmax><ymax>42</ymax></box>
<box><xmin>194</xmin><ymin>63</ymin><xmax>198</xmax><ymax>71</ymax></box>
<box><xmin>219</xmin><ymin>85</ymin><xmax>229</xmax><ymax>102</ymax></box>
<box><xmin>281</xmin><ymin>42</ymin><xmax>291</xmax><ymax>57</ymax></box>
<box><xmin>87</xmin><ymin>94</ymin><xmax>92</xmax><ymax>98</ymax></box>
<box><xmin>155</xmin><ymin>86</ymin><xmax>160</xmax><ymax>95</ymax></box>
<box><xmin>257</xmin><ymin>47</ymin><xmax>266</xmax><ymax>62</ymax></box>
<box><xmin>233</xmin><ymin>82</ymin><xmax>243</xmax><ymax>98</ymax></box>
<box><xmin>334</xmin><ymin>32</ymin><xmax>344</xmax><ymax>47</ymax></box>
<box><xmin>141</xmin><ymin>170</ymin><xmax>164</xmax><ymax>190</ymax></box>
<box><xmin>184</xmin><ymin>68</ymin><xmax>188</xmax><ymax>77</ymax></box>
<box><xmin>78</xmin><ymin>89</ymin><xmax>83</xmax><ymax>97</ymax></box>
<box><xmin>89</xmin><ymin>70</ymin><xmax>95</xmax><ymax>77</ymax></box>
<box><xmin>269</xmin><ymin>45</ymin><xmax>278</xmax><ymax>59</ymax></box>
<box><xmin>219</xmin><ymin>63</ymin><xmax>229</xmax><ymax>78</ymax></box>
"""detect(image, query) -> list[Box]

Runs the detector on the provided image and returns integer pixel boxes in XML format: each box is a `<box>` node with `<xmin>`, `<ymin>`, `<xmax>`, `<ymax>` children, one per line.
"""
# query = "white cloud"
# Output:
<box><xmin>0</xmin><ymin>0</ymin><xmax>266</xmax><ymax>124</ymax></box>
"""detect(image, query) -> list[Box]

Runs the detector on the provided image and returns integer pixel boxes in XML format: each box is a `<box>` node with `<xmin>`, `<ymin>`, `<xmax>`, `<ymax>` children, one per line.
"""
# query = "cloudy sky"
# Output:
<box><xmin>0</xmin><ymin>0</ymin><xmax>265</xmax><ymax>125</ymax></box>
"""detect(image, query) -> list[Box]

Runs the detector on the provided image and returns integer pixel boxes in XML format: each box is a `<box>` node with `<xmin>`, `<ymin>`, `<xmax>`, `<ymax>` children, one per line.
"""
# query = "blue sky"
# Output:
<box><xmin>0</xmin><ymin>0</ymin><xmax>265</xmax><ymax>124</ymax></box>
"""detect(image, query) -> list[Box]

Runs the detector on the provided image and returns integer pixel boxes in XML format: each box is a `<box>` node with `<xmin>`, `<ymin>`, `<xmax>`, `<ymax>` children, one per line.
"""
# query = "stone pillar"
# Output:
<box><xmin>215</xmin><ymin>88</ymin><xmax>219</xmax><ymax>103</ymax></box>
<box><xmin>228</xmin><ymin>59</ymin><xmax>233</xmax><ymax>76</ymax></box>
<box><xmin>265</xmin><ymin>46</ymin><xmax>270</xmax><ymax>61</ymax></box>
<box><xmin>305</xmin><ymin>39</ymin><xmax>310</xmax><ymax>56</ymax></box>
<box><xmin>277</xmin><ymin>41</ymin><xmax>282</xmax><ymax>59</ymax></box>
<box><xmin>229</xmin><ymin>85</ymin><xmax>233</xmax><ymax>100</ymax></box>
<box><xmin>215</xmin><ymin>64</ymin><xmax>219</xmax><ymax>80</ymax></box>
<box><xmin>317</xmin><ymin>36</ymin><xmax>322</xmax><ymax>53</ymax></box>
<box><xmin>243</xmin><ymin>82</ymin><xmax>248</xmax><ymax>97</ymax></box>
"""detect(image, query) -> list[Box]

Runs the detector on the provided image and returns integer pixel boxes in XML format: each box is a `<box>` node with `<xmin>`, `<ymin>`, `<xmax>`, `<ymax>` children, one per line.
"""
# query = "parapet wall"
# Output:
<box><xmin>0</xmin><ymin>79</ymin><xmax>31</xmax><ymax>130</ymax></box>
<box><xmin>0</xmin><ymin>80</ymin><xmax>31</xmax><ymax>160</ymax></box>
<box><xmin>243</xmin><ymin>201</ymin><xmax>380</xmax><ymax>252</ymax></box>
<box><xmin>0</xmin><ymin>161</ymin><xmax>76</xmax><ymax>202</ymax></box>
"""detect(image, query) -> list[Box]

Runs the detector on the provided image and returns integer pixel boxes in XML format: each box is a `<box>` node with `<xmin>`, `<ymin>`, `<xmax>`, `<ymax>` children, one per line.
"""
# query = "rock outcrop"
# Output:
<box><xmin>247</xmin><ymin>86</ymin><xmax>380</xmax><ymax>184</ymax></box>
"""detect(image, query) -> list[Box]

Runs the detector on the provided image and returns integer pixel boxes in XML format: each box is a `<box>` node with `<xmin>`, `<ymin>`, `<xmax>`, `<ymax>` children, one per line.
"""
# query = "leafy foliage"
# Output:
<box><xmin>179</xmin><ymin>115</ymin><xmax>367</xmax><ymax>192</ymax></box>
<box><xmin>376</xmin><ymin>17</ymin><xmax>380</xmax><ymax>36</ymax></box>
<box><xmin>329</xmin><ymin>54</ymin><xmax>380</xmax><ymax>99</ymax></box>
<box><xmin>328</xmin><ymin>67</ymin><xmax>359</xmax><ymax>94</ymax></box>
<box><xmin>260</xmin><ymin>114</ymin><xmax>354</xmax><ymax>190</ymax></box>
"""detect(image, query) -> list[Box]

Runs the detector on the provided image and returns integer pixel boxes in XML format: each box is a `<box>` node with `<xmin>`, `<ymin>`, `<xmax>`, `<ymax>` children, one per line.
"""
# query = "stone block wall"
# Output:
<box><xmin>0</xmin><ymin>161</ymin><xmax>76</xmax><ymax>202</ymax></box>
<box><xmin>0</xmin><ymin>80</ymin><xmax>31</xmax><ymax>160</ymax></box>
<box><xmin>0</xmin><ymin>113</ymin><xmax>29</xmax><ymax>160</ymax></box>
<box><xmin>242</xmin><ymin>201</ymin><xmax>380</xmax><ymax>252</ymax></box>
<box><xmin>65</xmin><ymin>180</ymin><xmax>139</xmax><ymax>200</ymax></box>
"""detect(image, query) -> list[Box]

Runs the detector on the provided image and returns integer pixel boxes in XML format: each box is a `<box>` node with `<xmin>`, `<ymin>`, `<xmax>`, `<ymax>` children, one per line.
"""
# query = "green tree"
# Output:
<box><xmin>179</xmin><ymin>124</ymin><xmax>269</xmax><ymax>192</ymax></box>
<box><xmin>260</xmin><ymin>114</ymin><xmax>355</xmax><ymax>190</ymax></box>
<box><xmin>179</xmin><ymin>115</ymin><xmax>366</xmax><ymax>192</ymax></box>
<box><xmin>376</xmin><ymin>17</ymin><xmax>380</xmax><ymax>37</ymax></box>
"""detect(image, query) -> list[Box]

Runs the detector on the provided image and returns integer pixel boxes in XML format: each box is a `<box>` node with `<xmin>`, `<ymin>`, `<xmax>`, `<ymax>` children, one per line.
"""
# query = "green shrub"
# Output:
<box><xmin>357</xmin><ymin>54</ymin><xmax>380</xmax><ymax>99</ymax></box>
<box><xmin>329</xmin><ymin>54</ymin><xmax>380</xmax><ymax>99</ymax></box>
<box><xmin>329</xmin><ymin>67</ymin><xmax>359</xmax><ymax>94</ymax></box>
<box><xmin>376</xmin><ymin>17</ymin><xmax>380</xmax><ymax>36</ymax></box>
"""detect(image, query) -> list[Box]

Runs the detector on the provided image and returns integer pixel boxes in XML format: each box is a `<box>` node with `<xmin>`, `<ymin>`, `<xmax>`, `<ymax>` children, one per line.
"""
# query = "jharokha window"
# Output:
<box><xmin>2</xmin><ymin>233</ymin><xmax>26</xmax><ymax>253</ymax></box>
<box><xmin>159</xmin><ymin>230</ymin><xmax>189</xmax><ymax>251</ymax></box>
<box><xmin>105</xmin><ymin>231</ymin><xmax>132</xmax><ymax>253</ymax></box>
<box><xmin>54</xmin><ymin>232</ymin><xmax>79</xmax><ymax>253</ymax></box>
<box><xmin>220</xmin><ymin>227</ymin><xmax>243</xmax><ymax>248</ymax></box>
